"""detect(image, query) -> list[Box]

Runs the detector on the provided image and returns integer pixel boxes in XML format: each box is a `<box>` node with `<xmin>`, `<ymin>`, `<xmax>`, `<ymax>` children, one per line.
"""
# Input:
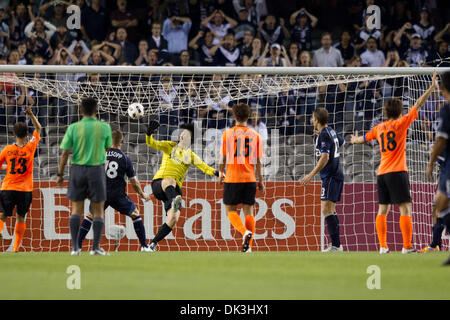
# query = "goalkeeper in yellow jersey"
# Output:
<box><xmin>145</xmin><ymin>121</ymin><xmax>220</xmax><ymax>251</ymax></box>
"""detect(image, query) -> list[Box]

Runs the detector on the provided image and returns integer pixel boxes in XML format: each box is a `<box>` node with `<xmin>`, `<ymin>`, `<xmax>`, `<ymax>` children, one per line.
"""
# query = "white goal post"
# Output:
<box><xmin>0</xmin><ymin>65</ymin><xmax>449</xmax><ymax>252</ymax></box>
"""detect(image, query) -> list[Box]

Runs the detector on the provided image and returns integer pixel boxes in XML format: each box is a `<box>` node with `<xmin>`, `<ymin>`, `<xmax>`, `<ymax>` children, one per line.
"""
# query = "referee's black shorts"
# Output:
<box><xmin>223</xmin><ymin>182</ymin><xmax>257</xmax><ymax>206</ymax></box>
<box><xmin>377</xmin><ymin>171</ymin><xmax>411</xmax><ymax>205</ymax></box>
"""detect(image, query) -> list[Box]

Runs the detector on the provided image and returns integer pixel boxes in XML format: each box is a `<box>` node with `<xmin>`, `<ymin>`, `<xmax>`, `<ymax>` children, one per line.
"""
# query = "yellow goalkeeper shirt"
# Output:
<box><xmin>146</xmin><ymin>135</ymin><xmax>216</xmax><ymax>188</ymax></box>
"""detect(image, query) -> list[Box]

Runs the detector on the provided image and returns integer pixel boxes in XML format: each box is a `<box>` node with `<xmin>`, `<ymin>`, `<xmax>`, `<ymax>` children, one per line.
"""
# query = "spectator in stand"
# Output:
<box><xmin>287</xmin><ymin>42</ymin><xmax>300</xmax><ymax>66</ymax></box>
<box><xmin>360</xmin><ymin>37</ymin><xmax>385</xmax><ymax>67</ymax></box>
<box><xmin>242</xmin><ymin>36</ymin><xmax>262</xmax><ymax>66</ymax></box>
<box><xmin>258</xmin><ymin>42</ymin><xmax>289</xmax><ymax>67</ymax></box>
<box><xmin>232</xmin><ymin>0</ymin><xmax>268</xmax><ymax>26</ymax></box>
<box><xmin>209</xmin><ymin>32</ymin><xmax>240</xmax><ymax>66</ymax></box>
<box><xmin>258</xmin><ymin>14</ymin><xmax>290</xmax><ymax>46</ymax></box>
<box><xmin>24</xmin><ymin>16</ymin><xmax>57</xmax><ymax>42</ymax></box>
<box><xmin>434</xmin><ymin>23</ymin><xmax>450</xmax><ymax>44</ymax></box>
<box><xmin>402</xmin><ymin>33</ymin><xmax>429</xmax><ymax>66</ymax></box>
<box><xmin>203</xmin><ymin>84</ymin><xmax>233</xmax><ymax>129</ymax></box>
<box><xmin>334</xmin><ymin>30</ymin><xmax>356</xmax><ymax>66</ymax></box>
<box><xmin>238</xmin><ymin>30</ymin><xmax>254</xmax><ymax>62</ymax></box>
<box><xmin>67</xmin><ymin>40</ymin><xmax>90</xmax><ymax>62</ymax></box>
<box><xmin>428</xmin><ymin>40</ymin><xmax>450</xmax><ymax>67</ymax></box>
<box><xmin>393</xmin><ymin>21</ymin><xmax>413</xmax><ymax>56</ymax></box>
<box><xmin>413</xmin><ymin>6</ymin><xmax>435</xmax><ymax>49</ymax></box>
<box><xmin>201</xmin><ymin>10</ymin><xmax>238</xmax><ymax>45</ymax></box>
<box><xmin>111</xmin><ymin>0</ymin><xmax>139</xmax><ymax>44</ymax></box>
<box><xmin>248</xmin><ymin>109</ymin><xmax>268</xmax><ymax>142</ymax></box>
<box><xmin>114</xmin><ymin>27</ymin><xmax>138</xmax><ymax>65</ymax></box>
<box><xmin>234</xmin><ymin>8</ymin><xmax>257</xmax><ymax>42</ymax></box>
<box><xmin>39</xmin><ymin>1</ymin><xmax>70</xmax><ymax>28</ymax></box>
<box><xmin>81</xmin><ymin>0</ymin><xmax>109</xmax><ymax>43</ymax></box>
<box><xmin>148</xmin><ymin>21</ymin><xmax>168</xmax><ymax>52</ymax></box>
<box><xmin>81</xmin><ymin>47</ymin><xmax>115</xmax><ymax>66</ymax></box>
<box><xmin>354</xmin><ymin>15</ymin><xmax>384</xmax><ymax>53</ymax></box>
<box><xmin>49</xmin><ymin>45</ymin><xmax>79</xmax><ymax>65</ymax></box>
<box><xmin>17</xmin><ymin>41</ymin><xmax>30</xmax><ymax>65</ymax></box>
<box><xmin>178</xmin><ymin>49</ymin><xmax>191</xmax><ymax>66</ymax></box>
<box><xmin>8</xmin><ymin>3</ymin><xmax>31</xmax><ymax>49</ymax></box>
<box><xmin>299</xmin><ymin>50</ymin><xmax>312</xmax><ymax>67</ymax></box>
<box><xmin>289</xmin><ymin>8</ymin><xmax>318</xmax><ymax>52</ymax></box>
<box><xmin>135</xmin><ymin>39</ymin><xmax>149</xmax><ymax>65</ymax></box>
<box><xmin>162</xmin><ymin>15</ymin><xmax>192</xmax><ymax>55</ymax></box>
<box><xmin>50</xmin><ymin>26</ymin><xmax>74</xmax><ymax>49</ymax></box>
<box><xmin>189</xmin><ymin>30</ymin><xmax>215</xmax><ymax>66</ymax></box>
<box><xmin>0</xmin><ymin>7</ymin><xmax>9</xmax><ymax>56</ymax></box>
<box><xmin>313</xmin><ymin>32</ymin><xmax>344</xmax><ymax>67</ymax></box>
<box><xmin>381</xmin><ymin>48</ymin><xmax>401</xmax><ymax>67</ymax></box>
<box><xmin>26</xmin><ymin>34</ymin><xmax>51</xmax><ymax>62</ymax></box>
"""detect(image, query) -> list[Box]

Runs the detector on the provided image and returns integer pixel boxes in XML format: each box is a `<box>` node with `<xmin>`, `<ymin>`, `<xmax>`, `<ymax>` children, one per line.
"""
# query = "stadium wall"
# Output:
<box><xmin>0</xmin><ymin>182</ymin><xmax>441</xmax><ymax>252</ymax></box>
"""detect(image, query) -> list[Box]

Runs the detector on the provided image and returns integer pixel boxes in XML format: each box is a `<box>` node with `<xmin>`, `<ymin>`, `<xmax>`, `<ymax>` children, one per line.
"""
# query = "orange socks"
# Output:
<box><xmin>376</xmin><ymin>214</ymin><xmax>413</xmax><ymax>249</ymax></box>
<box><xmin>0</xmin><ymin>219</ymin><xmax>4</xmax><ymax>235</ymax></box>
<box><xmin>376</xmin><ymin>214</ymin><xmax>387</xmax><ymax>248</ymax></box>
<box><xmin>13</xmin><ymin>222</ymin><xmax>26</xmax><ymax>252</ymax></box>
<box><xmin>244</xmin><ymin>215</ymin><xmax>255</xmax><ymax>247</ymax></box>
<box><xmin>399</xmin><ymin>215</ymin><xmax>412</xmax><ymax>249</ymax></box>
<box><xmin>228</xmin><ymin>211</ymin><xmax>246</xmax><ymax>235</ymax></box>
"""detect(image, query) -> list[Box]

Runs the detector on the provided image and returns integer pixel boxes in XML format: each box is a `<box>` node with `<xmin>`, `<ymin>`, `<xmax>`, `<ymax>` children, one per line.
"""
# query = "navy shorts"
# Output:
<box><xmin>90</xmin><ymin>194</ymin><xmax>136</xmax><ymax>216</ymax></box>
<box><xmin>321</xmin><ymin>176</ymin><xmax>344</xmax><ymax>203</ymax></box>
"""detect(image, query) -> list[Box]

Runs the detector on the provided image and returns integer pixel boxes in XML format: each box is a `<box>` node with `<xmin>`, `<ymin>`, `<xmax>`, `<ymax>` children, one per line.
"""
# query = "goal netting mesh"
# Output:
<box><xmin>0</xmin><ymin>66</ymin><xmax>448</xmax><ymax>252</ymax></box>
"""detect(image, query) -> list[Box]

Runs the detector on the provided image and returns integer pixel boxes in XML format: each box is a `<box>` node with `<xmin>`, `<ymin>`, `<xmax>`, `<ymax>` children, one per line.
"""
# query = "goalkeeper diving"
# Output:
<box><xmin>145</xmin><ymin>121</ymin><xmax>220</xmax><ymax>251</ymax></box>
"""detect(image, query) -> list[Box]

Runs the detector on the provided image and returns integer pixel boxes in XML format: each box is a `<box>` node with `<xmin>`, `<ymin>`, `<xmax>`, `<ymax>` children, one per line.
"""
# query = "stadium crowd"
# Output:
<box><xmin>0</xmin><ymin>0</ymin><xmax>449</xmax><ymax>140</ymax></box>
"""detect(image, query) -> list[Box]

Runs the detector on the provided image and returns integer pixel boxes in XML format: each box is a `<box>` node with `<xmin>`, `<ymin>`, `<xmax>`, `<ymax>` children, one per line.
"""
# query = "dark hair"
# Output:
<box><xmin>180</xmin><ymin>123</ymin><xmax>195</xmax><ymax>144</ymax></box>
<box><xmin>321</xmin><ymin>32</ymin><xmax>332</xmax><ymax>39</ymax></box>
<box><xmin>81</xmin><ymin>97</ymin><xmax>98</xmax><ymax>116</ymax></box>
<box><xmin>14</xmin><ymin>122</ymin><xmax>28</xmax><ymax>138</ymax></box>
<box><xmin>112</xmin><ymin>129</ymin><xmax>124</xmax><ymax>146</ymax></box>
<box><xmin>441</xmin><ymin>71</ymin><xmax>450</xmax><ymax>93</ymax></box>
<box><xmin>383</xmin><ymin>98</ymin><xmax>403</xmax><ymax>119</ymax></box>
<box><xmin>233</xmin><ymin>103</ymin><xmax>251</xmax><ymax>122</ymax></box>
<box><xmin>312</xmin><ymin>108</ymin><xmax>329</xmax><ymax>125</ymax></box>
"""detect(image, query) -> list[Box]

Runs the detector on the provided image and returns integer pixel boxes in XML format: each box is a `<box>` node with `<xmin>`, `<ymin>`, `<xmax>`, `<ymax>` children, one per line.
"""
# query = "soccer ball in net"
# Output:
<box><xmin>127</xmin><ymin>102</ymin><xmax>144</xmax><ymax>120</ymax></box>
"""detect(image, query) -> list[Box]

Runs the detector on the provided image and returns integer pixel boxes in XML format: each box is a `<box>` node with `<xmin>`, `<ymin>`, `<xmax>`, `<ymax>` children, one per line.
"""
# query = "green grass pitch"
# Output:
<box><xmin>0</xmin><ymin>251</ymin><xmax>449</xmax><ymax>300</ymax></box>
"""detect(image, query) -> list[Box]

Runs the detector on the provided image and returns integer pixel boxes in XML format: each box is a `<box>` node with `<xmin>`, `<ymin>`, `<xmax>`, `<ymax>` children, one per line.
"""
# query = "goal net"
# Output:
<box><xmin>0</xmin><ymin>65</ymin><xmax>448</xmax><ymax>252</ymax></box>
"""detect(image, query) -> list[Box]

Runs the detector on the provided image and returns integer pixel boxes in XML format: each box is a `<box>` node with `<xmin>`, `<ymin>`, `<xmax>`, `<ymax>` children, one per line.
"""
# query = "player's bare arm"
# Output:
<box><xmin>24</xmin><ymin>106</ymin><xmax>42</xmax><ymax>135</ymax></box>
<box><xmin>56</xmin><ymin>149</ymin><xmax>71</xmax><ymax>186</ymax></box>
<box><xmin>130</xmin><ymin>177</ymin><xmax>150</xmax><ymax>201</ymax></box>
<box><xmin>300</xmin><ymin>152</ymin><xmax>329</xmax><ymax>186</ymax></box>
<box><xmin>415</xmin><ymin>71</ymin><xmax>438</xmax><ymax>112</ymax></box>
<box><xmin>350</xmin><ymin>130</ymin><xmax>365</xmax><ymax>144</ymax></box>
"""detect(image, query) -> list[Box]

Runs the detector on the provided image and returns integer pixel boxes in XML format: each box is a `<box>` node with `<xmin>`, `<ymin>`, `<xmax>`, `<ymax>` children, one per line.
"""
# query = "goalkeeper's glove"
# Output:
<box><xmin>213</xmin><ymin>170</ymin><xmax>219</xmax><ymax>177</ymax></box>
<box><xmin>147</xmin><ymin>120</ymin><xmax>160</xmax><ymax>136</ymax></box>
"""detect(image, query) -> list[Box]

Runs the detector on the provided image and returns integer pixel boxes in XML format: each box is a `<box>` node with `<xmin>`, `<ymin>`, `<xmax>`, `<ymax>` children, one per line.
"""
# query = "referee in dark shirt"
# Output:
<box><xmin>57</xmin><ymin>98</ymin><xmax>112</xmax><ymax>255</ymax></box>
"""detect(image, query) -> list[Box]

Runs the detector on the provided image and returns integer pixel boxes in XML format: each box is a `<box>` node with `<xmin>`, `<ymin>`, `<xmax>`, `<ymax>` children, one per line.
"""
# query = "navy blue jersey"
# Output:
<box><xmin>315</xmin><ymin>127</ymin><xmax>344</xmax><ymax>180</ymax></box>
<box><xmin>436</xmin><ymin>103</ymin><xmax>450</xmax><ymax>171</ymax></box>
<box><xmin>105</xmin><ymin>148</ymin><xmax>136</xmax><ymax>198</ymax></box>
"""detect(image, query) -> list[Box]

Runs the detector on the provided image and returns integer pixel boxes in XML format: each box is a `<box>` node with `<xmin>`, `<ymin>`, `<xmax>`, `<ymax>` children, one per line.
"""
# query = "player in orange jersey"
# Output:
<box><xmin>0</xmin><ymin>106</ymin><xmax>42</xmax><ymax>252</ymax></box>
<box><xmin>218</xmin><ymin>103</ymin><xmax>264</xmax><ymax>252</ymax></box>
<box><xmin>351</xmin><ymin>71</ymin><xmax>438</xmax><ymax>254</ymax></box>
